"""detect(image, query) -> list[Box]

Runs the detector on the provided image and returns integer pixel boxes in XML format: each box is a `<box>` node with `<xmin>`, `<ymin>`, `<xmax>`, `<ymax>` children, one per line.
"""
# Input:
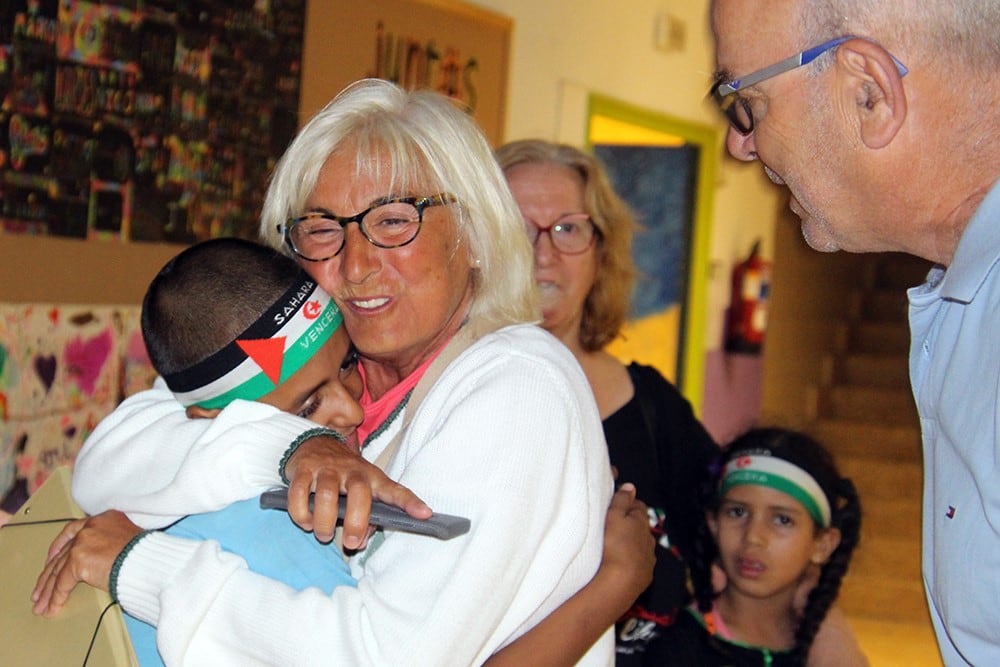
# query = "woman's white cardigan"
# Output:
<box><xmin>73</xmin><ymin>324</ymin><xmax>614</xmax><ymax>666</ymax></box>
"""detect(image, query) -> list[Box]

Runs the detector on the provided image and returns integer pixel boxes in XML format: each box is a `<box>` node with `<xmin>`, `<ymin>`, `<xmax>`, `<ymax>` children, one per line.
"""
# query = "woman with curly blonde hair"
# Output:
<box><xmin>497</xmin><ymin>138</ymin><xmax>718</xmax><ymax>664</ymax></box>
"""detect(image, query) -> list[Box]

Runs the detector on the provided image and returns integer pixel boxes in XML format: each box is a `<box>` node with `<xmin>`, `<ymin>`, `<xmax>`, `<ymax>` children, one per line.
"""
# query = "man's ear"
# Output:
<box><xmin>835</xmin><ymin>38</ymin><xmax>908</xmax><ymax>149</ymax></box>
<box><xmin>185</xmin><ymin>405</ymin><xmax>221</xmax><ymax>419</ymax></box>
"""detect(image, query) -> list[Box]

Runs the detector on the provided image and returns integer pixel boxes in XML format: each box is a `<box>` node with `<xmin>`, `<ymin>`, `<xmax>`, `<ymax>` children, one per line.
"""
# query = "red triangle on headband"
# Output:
<box><xmin>237</xmin><ymin>337</ymin><xmax>287</xmax><ymax>385</ymax></box>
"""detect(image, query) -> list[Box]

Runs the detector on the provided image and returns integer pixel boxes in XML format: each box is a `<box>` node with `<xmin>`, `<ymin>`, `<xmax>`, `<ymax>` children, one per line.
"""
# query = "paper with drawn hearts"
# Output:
<box><xmin>0</xmin><ymin>304</ymin><xmax>122</xmax><ymax>420</ymax></box>
<box><xmin>0</xmin><ymin>303</ymin><xmax>156</xmax><ymax>503</ymax></box>
<box><xmin>32</xmin><ymin>355</ymin><xmax>57</xmax><ymax>393</ymax></box>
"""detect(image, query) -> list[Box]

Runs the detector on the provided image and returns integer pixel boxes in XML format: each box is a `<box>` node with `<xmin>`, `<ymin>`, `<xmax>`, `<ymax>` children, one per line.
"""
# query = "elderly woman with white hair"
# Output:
<box><xmin>32</xmin><ymin>79</ymin><xmax>647</xmax><ymax>666</ymax></box>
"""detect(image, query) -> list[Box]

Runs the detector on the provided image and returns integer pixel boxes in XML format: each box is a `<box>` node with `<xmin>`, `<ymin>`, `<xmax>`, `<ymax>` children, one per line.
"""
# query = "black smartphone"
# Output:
<box><xmin>259</xmin><ymin>489</ymin><xmax>470</xmax><ymax>540</ymax></box>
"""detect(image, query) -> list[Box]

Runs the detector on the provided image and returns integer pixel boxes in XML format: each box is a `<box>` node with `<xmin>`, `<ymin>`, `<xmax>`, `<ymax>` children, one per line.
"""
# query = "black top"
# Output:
<box><xmin>606</xmin><ymin>363</ymin><xmax>719</xmax><ymax>665</ymax></box>
<box><xmin>652</xmin><ymin>608</ymin><xmax>796</xmax><ymax>667</ymax></box>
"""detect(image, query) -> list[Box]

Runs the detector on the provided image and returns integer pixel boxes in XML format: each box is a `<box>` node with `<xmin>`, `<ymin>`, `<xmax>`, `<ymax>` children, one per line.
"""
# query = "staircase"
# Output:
<box><xmin>804</xmin><ymin>253</ymin><xmax>942</xmax><ymax>666</ymax></box>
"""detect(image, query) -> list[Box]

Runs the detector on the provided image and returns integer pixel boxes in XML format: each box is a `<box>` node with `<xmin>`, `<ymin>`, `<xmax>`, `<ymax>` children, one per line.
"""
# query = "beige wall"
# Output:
<box><xmin>0</xmin><ymin>233</ymin><xmax>183</xmax><ymax>305</ymax></box>
<box><xmin>0</xmin><ymin>2</ymin><xmax>336</xmax><ymax>305</ymax></box>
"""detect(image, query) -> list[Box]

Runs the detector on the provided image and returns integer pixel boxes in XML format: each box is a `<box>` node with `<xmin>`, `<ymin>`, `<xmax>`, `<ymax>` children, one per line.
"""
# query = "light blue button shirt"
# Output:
<box><xmin>908</xmin><ymin>178</ymin><xmax>1000</xmax><ymax>666</ymax></box>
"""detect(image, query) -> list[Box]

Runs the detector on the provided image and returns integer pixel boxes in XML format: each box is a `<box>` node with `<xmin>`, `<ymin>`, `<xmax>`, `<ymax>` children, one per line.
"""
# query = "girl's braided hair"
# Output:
<box><xmin>689</xmin><ymin>427</ymin><xmax>862</xmax><ymax>665</ymax></box>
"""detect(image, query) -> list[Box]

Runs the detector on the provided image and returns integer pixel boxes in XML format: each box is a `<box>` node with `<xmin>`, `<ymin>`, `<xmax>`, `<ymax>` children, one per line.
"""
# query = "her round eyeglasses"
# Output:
<box><xmin>524</xmin><ymin>213</ymin><xmax>599</xmax><ymax>255</ymax></box>
<box><xmin>279</xmin><ymin>193</ymin><xmax>457</xmax><ymax>262</ymax></box>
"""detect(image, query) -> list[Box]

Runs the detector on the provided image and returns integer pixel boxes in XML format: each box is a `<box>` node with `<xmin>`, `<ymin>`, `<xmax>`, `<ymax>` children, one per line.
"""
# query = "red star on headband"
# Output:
<box><xmin>303</xmin><ymin>300</ymin><xmax>322</xmax><ymax>319</ymax></box>
<box><xmin>237</xmin><ymin>337</ymin><xmax>287</xmax><ymax>385</ymax></box>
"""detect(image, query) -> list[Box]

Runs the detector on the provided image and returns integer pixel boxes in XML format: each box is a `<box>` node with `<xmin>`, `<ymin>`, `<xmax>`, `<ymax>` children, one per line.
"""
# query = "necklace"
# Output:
<box><xmin>361</xmin><ymin>388</ymin><xmax>414</xmax><ymax>450</ymax></box>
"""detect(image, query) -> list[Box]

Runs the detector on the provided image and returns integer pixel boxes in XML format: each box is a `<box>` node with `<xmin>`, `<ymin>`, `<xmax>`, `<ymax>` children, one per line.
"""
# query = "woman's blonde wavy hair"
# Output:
<box><xmin>495</xmin><ymin>139</ymin><xmax>638</xmax><ymax>351</ymax></box>
<box><xmin>259</xmin><ymin>79</ymin><xmax>539</xmax><ymax>330</ymax></box>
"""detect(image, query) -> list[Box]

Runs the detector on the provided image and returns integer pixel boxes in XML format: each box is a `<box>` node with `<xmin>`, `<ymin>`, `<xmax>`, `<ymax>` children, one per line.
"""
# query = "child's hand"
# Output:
<box><xmin>596</xmin><ymin>483</ymin><xmax>655</xmax><ymax>614</ymax></box>
<box><xmin>31</xmin><ymin>510</ymin><xmax>142</xmax><ymax>617</ymax></box>
<box><xmin>284</xmin><ymin>433</ymin><xmax>432</xmax><ymax>548</ymax></box>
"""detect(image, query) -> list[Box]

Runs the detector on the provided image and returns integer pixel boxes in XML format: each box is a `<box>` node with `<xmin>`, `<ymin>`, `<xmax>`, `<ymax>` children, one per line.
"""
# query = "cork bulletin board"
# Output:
<box><xmin>301</xmin><ymin>0</ymin><xmax>511</xmax><ymax>147</ymax></box>
<box><xmin>0</xmin><ymin>0</ymin><xmax>306</xmax><ymax>244</ymax></box>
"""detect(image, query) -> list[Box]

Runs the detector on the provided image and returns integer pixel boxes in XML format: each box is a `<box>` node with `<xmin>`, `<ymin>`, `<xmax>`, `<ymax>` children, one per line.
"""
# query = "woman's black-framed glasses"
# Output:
<box><xmin>280</xmin><ymin>193</ymin><xmax>458</xmax><ymax>262</ymax></box>
<box><xmin>524</xmin><ymin>213</ymin><xmax>599</xmax><ymax>255</ymax></box>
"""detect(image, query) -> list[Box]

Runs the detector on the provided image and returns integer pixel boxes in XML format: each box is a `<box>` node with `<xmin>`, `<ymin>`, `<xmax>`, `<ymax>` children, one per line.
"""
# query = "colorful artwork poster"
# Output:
<box><xmin>593</xmin><ymin>143</ymin><xmax>699</xmax><ymax>381</ymax></box>
<box><xmin>0</xmin><ymin>0</ymin><xmax>305</xmax><ymax>243</ymax></box>
<box><xmin>594</xmin><ymin>144</ymin><xmax>698</xmax><ymax>316</ymax></box>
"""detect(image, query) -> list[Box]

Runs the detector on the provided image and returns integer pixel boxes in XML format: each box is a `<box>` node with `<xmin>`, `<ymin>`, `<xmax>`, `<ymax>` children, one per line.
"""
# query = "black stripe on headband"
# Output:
<box><xmin>163</xmin><ymin>273</ymin><xmax>319</xmax><ymax>393</ymax></box>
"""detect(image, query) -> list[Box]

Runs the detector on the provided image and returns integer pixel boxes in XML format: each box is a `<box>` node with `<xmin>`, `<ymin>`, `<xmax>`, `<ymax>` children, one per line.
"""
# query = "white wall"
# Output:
<box><xmin>471</xmin><ymin>0</ymin><xmax>784</xmax><ymax>355</ymax></box>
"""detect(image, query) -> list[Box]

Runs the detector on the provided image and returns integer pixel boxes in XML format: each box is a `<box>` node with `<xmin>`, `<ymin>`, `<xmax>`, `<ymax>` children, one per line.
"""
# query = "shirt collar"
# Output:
<box><xmin>937</xmin><ymin>177</ymin><xmax>1000</xmax><ymax>304</ymax></box>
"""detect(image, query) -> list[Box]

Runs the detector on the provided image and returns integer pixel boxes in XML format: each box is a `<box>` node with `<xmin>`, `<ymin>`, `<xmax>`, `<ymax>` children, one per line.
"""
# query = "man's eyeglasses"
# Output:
<box><xmin>524</xmin><ymin>213</ymin><xmax>599</xmax><ymax>255</ymax></box>
<box><xmin>279</xmin><ymin>193</ymin><xmax>457</xmax><ymax>262</ymax></box>
<box><xmin>709</xmin><ymin>35</ymin><xmax>909</xmax><ymax>136</ymax></box>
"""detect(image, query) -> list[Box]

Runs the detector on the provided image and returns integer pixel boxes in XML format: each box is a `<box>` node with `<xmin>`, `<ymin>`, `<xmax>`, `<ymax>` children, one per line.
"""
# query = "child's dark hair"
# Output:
<box><xmin>141</xmin><ymin>237</ymin><xmax>304</xmax><ymax>376</ymax></box>
<box><xmin>689</xmin><ymin>427</ymin><xmax>862</xmax><ymax>665</ymax></box>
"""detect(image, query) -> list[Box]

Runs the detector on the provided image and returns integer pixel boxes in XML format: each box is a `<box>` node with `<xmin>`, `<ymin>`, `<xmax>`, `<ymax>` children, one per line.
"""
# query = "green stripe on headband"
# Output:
<box><xmin>191</xmin><ymin>299</ymin><xmax>342</xmax><ymax>409</ymax></box>
<box><xmin>720</xmin><ymin>455</ymin><xmax>831</xmax><ymax>527</ymax></box>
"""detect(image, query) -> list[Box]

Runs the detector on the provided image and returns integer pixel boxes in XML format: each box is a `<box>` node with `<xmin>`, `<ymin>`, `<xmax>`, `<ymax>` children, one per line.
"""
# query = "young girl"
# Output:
<box><xmin>661</xmin><ymin>427</ymin><xmax>863</xmax><ymax>666</ymax></box>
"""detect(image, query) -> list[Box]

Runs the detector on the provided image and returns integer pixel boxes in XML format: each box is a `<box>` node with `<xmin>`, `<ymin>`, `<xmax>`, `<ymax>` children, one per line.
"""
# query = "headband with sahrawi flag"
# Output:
<box><xmin>720</xmin><ymin>454</ymin><xmax>832</xmax><ymax>528</ymax></box>
<box><xmin>163</xmin><ymin>275</ymin><xmax>343</xmax><ymax>409</ymax></box>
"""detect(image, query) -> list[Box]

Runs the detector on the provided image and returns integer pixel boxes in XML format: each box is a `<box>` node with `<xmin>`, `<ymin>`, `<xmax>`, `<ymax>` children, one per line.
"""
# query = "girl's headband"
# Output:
<box><xmin>163</xmin><ymin>275</ymin><xmax>343</xmax><ymax>409</ymax></box>
<box><xmin>720</xmin><ymin>454</ymin><xmax>832</xmax><ymax>528</ymax></box>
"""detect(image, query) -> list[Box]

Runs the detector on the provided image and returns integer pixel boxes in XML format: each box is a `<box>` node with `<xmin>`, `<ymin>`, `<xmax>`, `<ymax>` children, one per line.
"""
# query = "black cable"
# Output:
<box><xmin>83</xmin><ymin>601</ymin><xmax>121</xmax><ymax>666</ymax></box>
<box><xmin>2</xmin><ymin>518</ymin><xmax>123</xmax><ymax>666</ymax></box>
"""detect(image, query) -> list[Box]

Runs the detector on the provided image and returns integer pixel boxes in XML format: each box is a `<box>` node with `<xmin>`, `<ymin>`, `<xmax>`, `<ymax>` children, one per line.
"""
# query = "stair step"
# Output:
<box><xmin>849</xmin><ymin>528</ymin><xmax>921</xmax><ymax>583</ymax></box>
<box><xmin>858</xmin><ymin>289</ymin><xmax>910</xmax><ymax>323</ymax></box>
<box><xmin>837</xmin><ymin>457</ymin><xmax>922</xmax><ymax>501</ymax></box>
<box><xmin>808</xmin><ymin>420</ymin><xmax>921</xmax><ymax>462</ymax></box>
<box><xmin>849</xmin><ymin>617</ymin><xmax>943</xmax><ymax>667</ymax></box>
<box><xmin>793</xmin><ymin>254</ymin><xmax>932</xmax><ymax>635</ymax></box>
<box><xmin>819</xmin><ymin>385</ymin><xmax>918</xmax><ymax>425</ymax></box>
<box><xmin>870</xmin><ymin>253</ymin><xmax>934</xmax><ymax>291</ymax></box>
<box><xmin>838</xmin><ymin>574</ymin><xmax>931</xmax><ymax>624</ymax></box>
<box><xmin>846</xmin><ymin>321</ymin><xmax>911</xmax><ymax>355</ymax></box>
<box><xmin>852</xmin><ymin>544</ymin><xmax>919</xmax><ymax>580</ymax></box>
<box><xmin>859</xmin><ymin>501</ymin><xmax>922</xmax><ymax>543</ymax></box>
<box><xmin>833</xmin><ymin>353</ymin><xmax>910</xmax><ymax>389</ymax></box>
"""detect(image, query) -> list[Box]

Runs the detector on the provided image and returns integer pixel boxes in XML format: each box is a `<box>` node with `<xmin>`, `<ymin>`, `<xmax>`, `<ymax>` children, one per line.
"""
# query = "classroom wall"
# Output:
<box><xmin>0</xmin><ymin>1</ymin><xmax>305</xmax><ymax>305</ymax></box>
<box><xmin>2</xmin><ymin>1</ymin><xmax>780</xmax><ymax>320</ymax></box>
<box><xmin>0</xmin><ymin>234</ymin><xmax>182</xmax><ymax>304</ymax></box>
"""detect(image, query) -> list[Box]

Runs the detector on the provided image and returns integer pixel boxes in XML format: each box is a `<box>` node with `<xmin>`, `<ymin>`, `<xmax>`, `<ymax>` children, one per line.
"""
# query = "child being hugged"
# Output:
<box><xmin>663</xmin><ymin>427</ymin><xmax>863</xmax><ymax>667</ymax></box>
<box><xmin>123</xmin><ymin>237</ymin><xmax>366</xmax><ymax>666</ymax></box>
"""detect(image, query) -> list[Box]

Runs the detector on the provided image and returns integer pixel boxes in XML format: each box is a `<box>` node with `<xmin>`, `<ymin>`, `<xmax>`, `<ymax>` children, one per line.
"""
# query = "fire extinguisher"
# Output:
<box><xmin>725</xmin><ymin>239</ymin><xmax>771</xmax><ymax>355</ymax></box>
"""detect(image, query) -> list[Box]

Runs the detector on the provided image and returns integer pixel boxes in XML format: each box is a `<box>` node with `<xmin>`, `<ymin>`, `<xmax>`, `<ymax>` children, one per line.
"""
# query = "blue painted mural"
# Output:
<box><xmin>593</xmin><ymin>143</ymin><xmax>698</xmax><ymax>319</ymax></box>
